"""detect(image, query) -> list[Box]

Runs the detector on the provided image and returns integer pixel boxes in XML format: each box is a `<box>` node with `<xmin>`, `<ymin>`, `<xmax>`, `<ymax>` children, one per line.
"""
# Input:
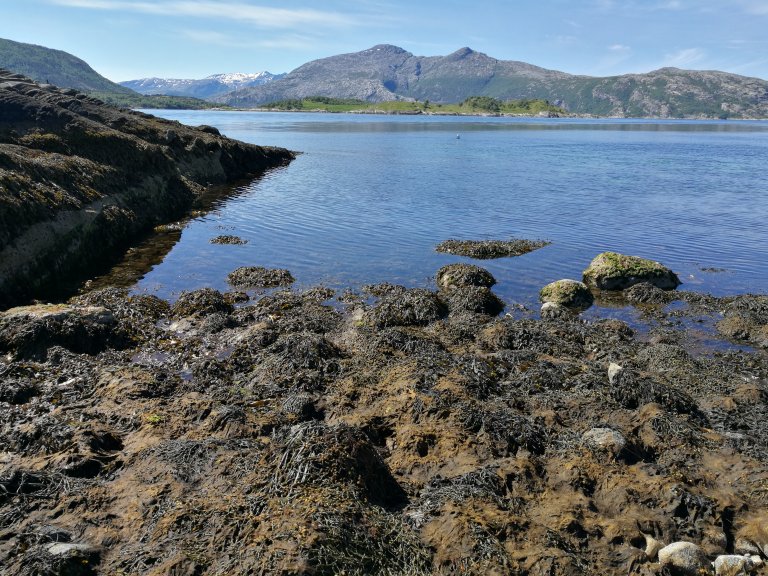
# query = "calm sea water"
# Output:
<box><xmin>114</xmin><ymin>111</ymin><xmax>768</xmax><ymax>310</ymax></box>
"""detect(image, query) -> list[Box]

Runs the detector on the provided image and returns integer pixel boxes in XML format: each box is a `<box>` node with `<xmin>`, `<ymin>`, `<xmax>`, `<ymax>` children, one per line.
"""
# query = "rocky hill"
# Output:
<box><xmin>217</xmin><ymin>44</ymin><xmax>768</xmax><ymax>118</ymax></box>
<box><xmin>0</xmin><ymin>69</ymin><xmax>294</xmax><ymax>308</ymax></box>
<box><xmin>121</xmin><ymin>72</ymin><xmax>285</xmax><ymax>99</ymax></box>
<box><xmin>0</xmin><ymin>37</ymin><xmax>132</xmax><ymax>95</ymax></box>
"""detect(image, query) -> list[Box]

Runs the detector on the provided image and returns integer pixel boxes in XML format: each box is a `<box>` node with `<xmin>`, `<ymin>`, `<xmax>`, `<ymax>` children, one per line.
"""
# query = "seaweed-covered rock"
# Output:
<box><xmin>0</xmin><ymin>70</ymin><xmax>294</xmax><ymax>309</ymax></box>
<box><xmin>623</xmin><ymin>281</ymin><xmax>672</xmax><ymax>304</ymax></box>
<box><xmin>582</xmin><ymin>252</ymin><xmax>680</xmax><ymax>291</ymax></box>
<box><xmin>539</xmin><ymin>279</ymin><xmax>594</xmax><ymax>309</ymax></box>
<box><xmin>442</xmin><ymin>286</ymin><xmax>504</xmax><ymax>316</ymax></box>
<box><xmin>210</xmin><ymin>235</ymin><xmax>248</xmax><ymax>245</ymax></box>
<box><xmin>435</xmin><ymin>238</ymin><xmax>550</xmax><ymax>259</ymax></box>
<box><xmin>367</xmin><ymin>288</ymin><xmax>447</xmax><ymax>328</ymax></box>
<box><xmin>170</xmin><ymin>288</ymin><xmax>233</xmax><ymax>318</ymax></box>
<box><xmin>0</xmin><ymin>304</ymin><xmax>122</xmax><ymax>359</ymax></box>
<box><xmin>436</xmin><ymin>263</ymin><xmax>496</xmax><ymax>289</ymax></box>
<box><xmin>227</xmin><ymin>266</ymin><xmax>295</xmax><ymax>288</ymax></box>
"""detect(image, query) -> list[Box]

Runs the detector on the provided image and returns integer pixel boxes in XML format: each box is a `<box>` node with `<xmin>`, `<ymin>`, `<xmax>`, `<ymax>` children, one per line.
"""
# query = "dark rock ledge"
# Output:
<box><xmin>0</xmin><ymin>69</ymin><xmax>295</xmax><ymax>309</ymax></box>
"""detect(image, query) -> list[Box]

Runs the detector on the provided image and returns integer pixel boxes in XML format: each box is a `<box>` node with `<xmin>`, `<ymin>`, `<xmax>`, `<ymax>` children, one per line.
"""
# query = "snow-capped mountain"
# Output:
<box><xmin>119</xmin><ymin>71</ymin><xmax>285</xmax><ymax>100</ymax></box>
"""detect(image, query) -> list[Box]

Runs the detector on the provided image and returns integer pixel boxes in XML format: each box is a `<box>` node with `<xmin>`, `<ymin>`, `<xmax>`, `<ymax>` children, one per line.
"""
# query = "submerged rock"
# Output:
<box><xmin>539</xmin><ymin>279</ymin><xmax>594</xmax><ymax>309</ymax></box>
<box><xmin>210</xmin><ymin>235</ymin><xmax>248</xmax><ymax>245</ymax></box>
<box><xmin>582</xmin><ymin>251</ymin><xmax>680</xmax><ymax>291</ymax></box>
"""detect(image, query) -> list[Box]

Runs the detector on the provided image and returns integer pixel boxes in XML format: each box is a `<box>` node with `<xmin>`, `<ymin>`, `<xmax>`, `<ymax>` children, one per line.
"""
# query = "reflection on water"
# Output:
<box><xmin>94</xmin><ymin>112</ymin><xmax>767</xmax><ymax>315</ymax></box>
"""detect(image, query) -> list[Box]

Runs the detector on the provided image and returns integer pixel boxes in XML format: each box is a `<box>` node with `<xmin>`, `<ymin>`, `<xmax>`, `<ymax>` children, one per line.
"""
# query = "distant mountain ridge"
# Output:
<box><xmin>215</xmin><ymin>44</ymin><xmax>768</xmax><ymax>118</ymax></box>
<box><xmin>0</xmin><ymin>37</ymin><xmax>133</xmax><ymax>94</ymax></box>
<box><xmin>121</xmin><ymin>71</ymin><xmax>285</xmax><ymax>99</ymax></box>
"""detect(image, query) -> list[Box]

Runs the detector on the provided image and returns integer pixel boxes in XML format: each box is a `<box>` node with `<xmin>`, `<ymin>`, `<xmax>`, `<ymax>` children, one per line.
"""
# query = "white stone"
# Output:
<box><xmin>658</xmin><ymin>541</ymin><xmax>709</xmax><ymax>575</ymax></box>
<box><xmin>608</xmin><ymin>362</ymin><xmax>624</xmax><ymax>384</ymax></box>
<box><xmin>713</xmin><ymin>554</ymin><xmax>761</xmax><ymax>576</ymax></box>
<box><xmin>642</xmin><ymin>532</ymin><xmax>664</xmax><ymax>560</ymax></box>
<box><xmin>582</xmin><ymin>427</ymin><xmax>626</xmax><ymax>456</ymax></box>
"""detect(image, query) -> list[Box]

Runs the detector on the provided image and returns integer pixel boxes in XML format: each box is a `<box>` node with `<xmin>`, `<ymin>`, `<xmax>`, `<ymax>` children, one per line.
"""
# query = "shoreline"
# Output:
<box><xmin>1</xmin><ymin>261</ymin><xmax>767</xmax><ymax>574</ymax></box>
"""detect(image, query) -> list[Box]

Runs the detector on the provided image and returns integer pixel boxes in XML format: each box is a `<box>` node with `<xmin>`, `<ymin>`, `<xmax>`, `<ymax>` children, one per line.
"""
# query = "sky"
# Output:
<box><xmin>2</xmin><ymin>0</ymin><xmax>768</xmax><ymax>82</ymax></box>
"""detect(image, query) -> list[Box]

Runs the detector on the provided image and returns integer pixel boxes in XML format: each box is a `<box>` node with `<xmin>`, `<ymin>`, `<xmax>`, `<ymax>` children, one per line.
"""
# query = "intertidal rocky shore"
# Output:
<box><xmin>1</xmin><ymin>256</ymin><xmax>767</xmax><ymax>575</ymax></box>
<box><xmin>2</xmin><ymin>72</ymin><xmax>767</xmax><ymax>576</ymax></box>
<box><xmin>0</xmin><ymin>69</ymin><xmax>294</xmax><ymax>309</ymax></box>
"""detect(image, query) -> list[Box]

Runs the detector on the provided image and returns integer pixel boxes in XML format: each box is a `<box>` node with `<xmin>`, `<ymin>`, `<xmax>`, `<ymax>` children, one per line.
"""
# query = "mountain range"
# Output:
<box><xmin>120</xmin><ymin>71</ymin><xmax>284</xmax><ymax>99</ymax></box>
<box><xmin>1</xmin><ymin>37</ymin><xmax>767</xmax><ymax>118</ymax></box>
<box><xmin>213</xmin><ymin>44</ymin><xmax>768</xmax><ymax>118</ymax></box>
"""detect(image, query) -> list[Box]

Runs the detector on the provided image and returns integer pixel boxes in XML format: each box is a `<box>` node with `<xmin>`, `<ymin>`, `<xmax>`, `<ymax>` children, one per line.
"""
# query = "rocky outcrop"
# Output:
<box><xmin>0</xmin><ymin>69</ymin><xmax>294</xmax><ymax>309</ymax></box>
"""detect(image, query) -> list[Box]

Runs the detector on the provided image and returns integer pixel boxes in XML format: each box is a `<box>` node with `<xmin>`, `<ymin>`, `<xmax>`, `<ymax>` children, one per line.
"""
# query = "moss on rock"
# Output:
<box><xmin>539</xmin><ymin>279</ymin><xmax>594</xmax><ymax>309</ymax></box>
<box><xmin>582</xmin><ymin>251</ymin><xmax>680</xmax><ymax>291</ymax></box>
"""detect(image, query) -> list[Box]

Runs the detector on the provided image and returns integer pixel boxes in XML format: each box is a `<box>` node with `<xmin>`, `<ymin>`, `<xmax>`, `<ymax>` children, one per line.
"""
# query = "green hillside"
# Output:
<box><xmin>0</xmin><ymin>37</ymin><xmax>133</xmax><ymax>94</ymax></box>
<box><xmin>0</xmin><ymin>38</ymin><xmax>225</xmax><ymax>109</ymax></box>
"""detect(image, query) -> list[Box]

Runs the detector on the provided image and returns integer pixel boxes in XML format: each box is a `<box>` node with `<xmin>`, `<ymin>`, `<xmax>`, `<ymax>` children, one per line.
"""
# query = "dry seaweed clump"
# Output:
<box><xmin>435</xmin><ymin>238</ymin><xmax>550</xmax><ymax>259</ymax></box>
<box><xmin>583</xmin><ymin>251</ymin><xmax>680</xmax><ymax>291</ymax></box>
<box><xmin>227</xmin><ymin>266</ymin><xmax>295</xmax><ymax>288</ymax></box>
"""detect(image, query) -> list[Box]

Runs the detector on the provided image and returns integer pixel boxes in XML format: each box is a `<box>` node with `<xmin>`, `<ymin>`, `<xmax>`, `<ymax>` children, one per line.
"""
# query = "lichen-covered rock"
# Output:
<box><xmin>658</xmin><ymin>542</ymin><xmax>709</xmax><ymax>575</ymax></box>
<box><xmin>436</xmin><ymin>263</ymin><xmax>496</xmax><ymax>290</ymax></box>
<box><xmin>582</xmin><ymin>251</ymin><xmax>680</xmax><ymax>291</ymax></box>
<box><xmin>539</xmin><ymin>279</ymin><xmax>594</xmax><ymax>309</ymax></box>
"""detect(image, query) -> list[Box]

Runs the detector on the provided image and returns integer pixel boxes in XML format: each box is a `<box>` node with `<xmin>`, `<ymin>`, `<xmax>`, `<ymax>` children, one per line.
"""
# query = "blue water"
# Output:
<box><xmin>127</xmin><ymin>111</ymin><xmax>768</xmax><ymax>308</ymax></box>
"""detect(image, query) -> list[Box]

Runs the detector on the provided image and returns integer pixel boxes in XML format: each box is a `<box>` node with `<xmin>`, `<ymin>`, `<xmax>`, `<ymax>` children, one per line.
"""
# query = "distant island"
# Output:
<box><xmin>256</xmin><ymin>96</ymin><xmax>565</xmax><ymax>116</ymax></box>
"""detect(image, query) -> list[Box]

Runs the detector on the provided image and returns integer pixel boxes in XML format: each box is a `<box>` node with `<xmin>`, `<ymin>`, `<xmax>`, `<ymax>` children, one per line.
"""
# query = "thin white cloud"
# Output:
<box><xmin>47</xmin><ymin>0</ymin><xmax>357</xmax><ymax>28</ymax></box>
<box><xmin>662</xmin><ymin>47</ymin><xmax>706</xmax><ymax>67</ymax></box>
<box><xmin>737</xmin><ymin>0</ymin><xmax>768</xmax><ymax>14</ymax></box>
<box><xmin>609</xmin><ymin>44</ymin><xmax>631</xmax><ymax>52</ymax></box>
<box><xmin>181</xmin><ymin>29</ymin><xmax>313</xmax><ymax>50</ymax></box>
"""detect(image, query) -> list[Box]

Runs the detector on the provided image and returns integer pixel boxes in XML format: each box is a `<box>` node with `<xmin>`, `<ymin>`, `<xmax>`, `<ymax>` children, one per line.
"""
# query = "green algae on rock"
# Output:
<box><xmin>539</xmin><ymin>279</ymin><xmax>594</xmax><ymax>309</ymax></box>
<box><xmin>582</xmin><ymin>251</ymin><xmax>681</xmax><ymax>291</ymax></box>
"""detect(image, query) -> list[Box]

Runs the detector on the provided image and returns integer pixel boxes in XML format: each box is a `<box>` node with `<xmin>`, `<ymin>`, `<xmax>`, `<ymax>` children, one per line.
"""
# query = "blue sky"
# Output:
<box><xmin>2</xmin><ymin>0</ymin><xmax>767</xmax><ymax>81</ymax></box>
